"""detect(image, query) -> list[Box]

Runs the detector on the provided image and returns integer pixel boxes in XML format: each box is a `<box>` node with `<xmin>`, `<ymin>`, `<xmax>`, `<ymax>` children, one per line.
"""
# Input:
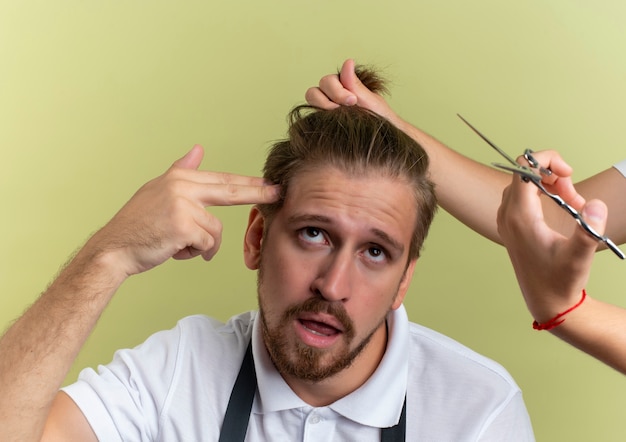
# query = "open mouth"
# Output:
<box><xmin>294</xmin><ymin>313</ymin><xmax>347</xmax><ymax>348</ymax></box>
<box><xmin>299</xmin><ymin>319</ymin><xmax>341</xmax><ymax>337</ymax></box>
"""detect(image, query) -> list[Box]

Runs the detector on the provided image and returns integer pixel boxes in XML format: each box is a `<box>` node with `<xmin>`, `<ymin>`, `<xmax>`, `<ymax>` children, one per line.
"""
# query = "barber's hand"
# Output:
<box><xmin>497</xmin><ymin>150</ymin><xmax>607</xmax><ymax>322</ymax></box>
<box><xmin>88</xmin><ymin>145</ymin><xmax>280</xmax><ymax>278</ymax></box>
<box><xmin>524</xmin><ymin>150</ymin><xmax>585</xmax><ymax>210</ymax></box>
<box><xmin>305</xmin><ymin>59</ymin><xmax>401</xmax><ymax>126</ymax></box>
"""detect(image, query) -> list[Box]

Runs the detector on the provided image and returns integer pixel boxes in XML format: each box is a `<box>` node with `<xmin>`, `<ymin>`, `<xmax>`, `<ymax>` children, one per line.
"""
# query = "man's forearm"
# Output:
<box><xmin>0</xmin><ymin>243</ymin><xmax>127</xmax><ymax>441</ymax></box>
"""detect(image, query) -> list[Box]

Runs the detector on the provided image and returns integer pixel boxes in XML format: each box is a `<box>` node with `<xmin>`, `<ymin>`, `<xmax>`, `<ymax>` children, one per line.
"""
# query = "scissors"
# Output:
<box><xmin>457</xmin><ymin>114</ymin><xmax>625</xmax><ymax>260</ymax></box>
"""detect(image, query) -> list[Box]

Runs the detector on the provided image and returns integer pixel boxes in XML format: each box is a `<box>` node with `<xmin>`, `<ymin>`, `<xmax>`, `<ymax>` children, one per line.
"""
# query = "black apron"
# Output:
<box><xmin>218</xmin><ymin>342</ymin><xmax>406</xmax><ymax>441</ymax></box>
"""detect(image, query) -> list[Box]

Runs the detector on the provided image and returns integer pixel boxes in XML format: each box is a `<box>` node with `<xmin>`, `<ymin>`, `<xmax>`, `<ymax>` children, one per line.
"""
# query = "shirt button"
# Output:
<box><xmin>309</xmin><ymin>414</ymin><xmax>321</xmax><ymax>424</ymax></box>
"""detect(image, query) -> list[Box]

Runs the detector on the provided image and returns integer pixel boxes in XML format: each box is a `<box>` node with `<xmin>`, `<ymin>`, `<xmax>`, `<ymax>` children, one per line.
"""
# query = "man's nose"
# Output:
<box><xmin>310</xmin><ymin>251</ymin><xmax>353</xmax><ymax>302</ymax></box>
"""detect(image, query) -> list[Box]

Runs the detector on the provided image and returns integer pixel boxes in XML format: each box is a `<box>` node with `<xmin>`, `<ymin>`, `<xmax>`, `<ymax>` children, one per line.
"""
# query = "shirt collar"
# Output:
<box><xmin>251</xmin><ymin>305</ymin><xmax>409</xmax><ymax>427</ymax></box>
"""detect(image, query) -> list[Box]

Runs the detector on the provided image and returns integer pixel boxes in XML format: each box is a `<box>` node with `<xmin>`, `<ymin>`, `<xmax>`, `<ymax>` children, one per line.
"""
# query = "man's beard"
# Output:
<box><xmin>258</xmin><ymin>293</ymin><xmax>387</xmax><ymax>383</ymax></box>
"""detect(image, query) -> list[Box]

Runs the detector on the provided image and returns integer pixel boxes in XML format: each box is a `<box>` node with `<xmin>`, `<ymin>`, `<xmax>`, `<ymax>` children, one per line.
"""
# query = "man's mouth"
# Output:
<box><xmin>294</xmin><ymin>313</ymin><xmax>346</xmax><ymax>348</ymax></box>
<box><xmin>299</xmin><ymin>319</ymin><xmax>341</xmax><ymax>337</ymax></box>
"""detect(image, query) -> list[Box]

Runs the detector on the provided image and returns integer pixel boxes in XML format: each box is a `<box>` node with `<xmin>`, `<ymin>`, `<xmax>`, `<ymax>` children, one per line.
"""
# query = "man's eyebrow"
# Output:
<box><xmin>371</xmin><ymin>228</ymin><xmax>405</xmax><ymax>255</ymax></box>
<box><xmin>286</xmin><ymin>214</ymin><xmax>332</xmax><ymax>225</ymax></box>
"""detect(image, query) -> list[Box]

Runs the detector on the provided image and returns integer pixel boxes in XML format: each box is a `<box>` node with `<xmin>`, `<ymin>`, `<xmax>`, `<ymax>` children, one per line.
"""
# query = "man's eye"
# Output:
<box><xmin>366</xmin><ymin>246</ymin><xmax>387</xmax><ymax>262</ymax></box>
<box><xmin>299</xmin><ymin>227</ymin><xmax>326</xmax><ymax>244</ymax></box>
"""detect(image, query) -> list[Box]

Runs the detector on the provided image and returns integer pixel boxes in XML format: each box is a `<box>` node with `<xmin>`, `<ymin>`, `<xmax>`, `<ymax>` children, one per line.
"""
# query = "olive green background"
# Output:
<box><xmin>2</xmin><ymin>1</ymin><xmax>625</xmax><ymax>440</ymax></box>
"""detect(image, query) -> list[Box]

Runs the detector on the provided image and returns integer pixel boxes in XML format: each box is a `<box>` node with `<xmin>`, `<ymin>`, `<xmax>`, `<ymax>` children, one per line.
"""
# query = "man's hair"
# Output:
<box><xmin>259</xmin><ymin>67</ymin><xmax>437</xmax><ymax>260</ymax></box>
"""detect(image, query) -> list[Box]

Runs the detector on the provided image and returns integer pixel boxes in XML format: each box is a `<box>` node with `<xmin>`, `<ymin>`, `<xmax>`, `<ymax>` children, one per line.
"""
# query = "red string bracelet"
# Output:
<box><xmin>532</xmin><ymin>289</ymin><xmax>587</xmax><ymax>331</ymax></box>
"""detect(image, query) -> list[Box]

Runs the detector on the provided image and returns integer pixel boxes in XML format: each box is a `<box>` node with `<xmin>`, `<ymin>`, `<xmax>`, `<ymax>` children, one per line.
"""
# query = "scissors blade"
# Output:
<box><xmin>457</xmin><ymin>114</ymin><xmax>519</xmax><ymax>166</ymax></box>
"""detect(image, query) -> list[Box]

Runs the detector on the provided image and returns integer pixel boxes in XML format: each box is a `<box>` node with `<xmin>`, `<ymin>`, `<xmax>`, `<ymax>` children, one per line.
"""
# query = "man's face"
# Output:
<box><xmin>244</xmin><ymin>167</ymin><xmax>418</xmax><ymax>384</ymax></box>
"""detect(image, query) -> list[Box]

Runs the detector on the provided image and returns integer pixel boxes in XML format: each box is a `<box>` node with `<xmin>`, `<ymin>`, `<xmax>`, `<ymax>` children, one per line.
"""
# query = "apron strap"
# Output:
<box><xmin>218</xmin><ymin>341</ymin><xmax>256</xmax><ymax>442</ymax></box>
<box><xmin>380</xmin><ymin>395</ymin><xmax>406</xmax><ymax>442</ymax></box>
<box><xmin>218</xmin><ymin>341</ymin><xmax>406</xmax><ymax>441</ymax></box>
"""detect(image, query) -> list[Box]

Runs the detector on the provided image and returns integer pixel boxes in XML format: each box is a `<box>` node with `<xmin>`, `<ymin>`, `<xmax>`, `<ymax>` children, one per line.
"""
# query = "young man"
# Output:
<box><xmin>0</xmin><ymin>76</ymin><xmax>533</xmax><ymax>440</ymax></box>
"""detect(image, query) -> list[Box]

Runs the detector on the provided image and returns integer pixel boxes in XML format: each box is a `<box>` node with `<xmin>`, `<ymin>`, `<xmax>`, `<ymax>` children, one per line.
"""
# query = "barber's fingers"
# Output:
<box><xmin>305</xmin><ymin>58</ymin><xmax>402</xmax><ymax>127</ymax></box>
<box><xmin>336</xmin><ymin>59</ymin><xmax>391</xmax><ymax>113</ymax></box>
<box><xmin>305</xmin><ymin>86</ymin><xmax>342</xmax><ymax>109</ymax></box>
<box><xmin>521</xmin><ymin>149</ymin><xmax>573</xmax><ymax>177</ymax></box>
<box><xmin>516</xmin><ymin>149</ymin><xmax>586</xmax><ymax>211</ymax></box>
<box><xmin>305</xmin><ymin>60</ymin><xmax>358</xmax><ymax>108</ymax></box>
<box><xmin>306</xmin><ymin>58</ymin><xmax>378</xmax><ymax>108</ymax></box>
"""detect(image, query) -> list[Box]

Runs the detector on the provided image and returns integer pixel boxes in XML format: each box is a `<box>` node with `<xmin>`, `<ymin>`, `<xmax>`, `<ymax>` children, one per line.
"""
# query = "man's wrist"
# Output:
<box><xmin>61</xmin><ymin>239</ymin><xmax>132</xmax><ymax>294</ymax></box>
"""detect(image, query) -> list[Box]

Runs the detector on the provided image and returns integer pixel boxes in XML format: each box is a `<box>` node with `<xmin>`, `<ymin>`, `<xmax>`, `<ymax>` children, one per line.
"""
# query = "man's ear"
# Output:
<box><xmin>391</xmin><ymin>259</ymin><xmax>417</xmax><ymax>310</ymax></box>
<box><xmin>244</xmin><ymin>206</ymin><xmax>265</xmax><ymax>270</ymax></box>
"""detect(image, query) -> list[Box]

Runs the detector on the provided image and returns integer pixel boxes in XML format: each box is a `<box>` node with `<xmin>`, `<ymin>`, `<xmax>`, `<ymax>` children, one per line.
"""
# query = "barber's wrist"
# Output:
<box><xmin>528</xmin><ymin>289</ymin><xmax>588</xmax><ymax>331</ymax></box>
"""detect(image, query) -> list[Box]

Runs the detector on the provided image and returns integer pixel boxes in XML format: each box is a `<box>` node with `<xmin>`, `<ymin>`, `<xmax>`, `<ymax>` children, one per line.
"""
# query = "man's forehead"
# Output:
<box><xmin>288</xmin><ymin>165</ymin><xmax>409</xmax><ymax>189</ymax></box>
<box><xmin>279</xmin><ymin>167</ymin><xmax>417</xmax><ymax>243</ymax></box>
<box><xmin>284</xmin><ymin>166</ymin><xmax>415</xmax><ymax>204</ymax></box>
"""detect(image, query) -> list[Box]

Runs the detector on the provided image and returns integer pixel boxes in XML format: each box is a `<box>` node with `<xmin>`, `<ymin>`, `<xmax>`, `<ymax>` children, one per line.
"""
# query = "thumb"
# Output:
<box><xmin>173</xmin><ymin>144</ymin><xmax>204</xmax><ymax>170</ymax></box>
<box><xmin>581</xmin><ymin>199</ymin><xmax>608</xmax><ymax>236</ymax></box>
<box><xmin>569</xmin><ymin>199</ymin><xmax>608</xmax><ymax>256</ymax></box>
<box><xmin>339</xmin><ymin>59</ymin><xmax>365</xmax><ymax>103</ymax></box>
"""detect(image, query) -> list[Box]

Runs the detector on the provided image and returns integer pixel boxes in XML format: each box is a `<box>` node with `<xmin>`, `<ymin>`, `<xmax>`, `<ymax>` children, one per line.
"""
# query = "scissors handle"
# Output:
<box><xmin>492</xmin><ymin>163</ymin><xmax>626</xmax><ymax>260</ymax></box>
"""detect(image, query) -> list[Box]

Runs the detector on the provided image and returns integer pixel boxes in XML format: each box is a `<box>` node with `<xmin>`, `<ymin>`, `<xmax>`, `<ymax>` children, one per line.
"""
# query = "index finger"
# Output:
<box><xmin>522</xmin><ymin>150</ymin><xmax>585</xmax><ymax>210</ymax></box>
<box><xmin>305</xmin><ymin>86</ymin><xmax>341</xmax><ymax>110</ymax></box>
<box><xmin>316</xmin><ymin>69</ymin><xmax>357</xmax><ymax>106</ymax></box>
<box><xmin>201</xmin><ymin>171</ymin><xmax>272</xmax><ymax>187</ymax></box>
<box><xmin>196</xmin><ymin>180</ymin><xmax>281</xmax><ymax>207</ymax></box>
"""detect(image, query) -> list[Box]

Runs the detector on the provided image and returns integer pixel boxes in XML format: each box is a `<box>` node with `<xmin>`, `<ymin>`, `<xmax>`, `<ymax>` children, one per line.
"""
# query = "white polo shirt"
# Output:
<box><xmin>614</xmin><ymin>159</ymin><xmax>626</xmax><ymax>177</ymax></box>
<box><xmin>63</xmin><ymin>306</ymin><xmax>534</xmax><ymax>441</ymax></box>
